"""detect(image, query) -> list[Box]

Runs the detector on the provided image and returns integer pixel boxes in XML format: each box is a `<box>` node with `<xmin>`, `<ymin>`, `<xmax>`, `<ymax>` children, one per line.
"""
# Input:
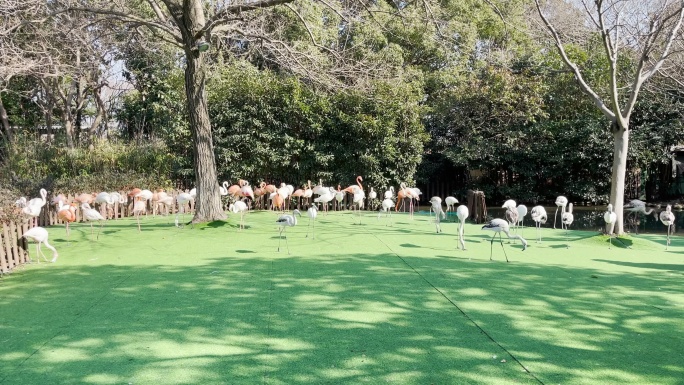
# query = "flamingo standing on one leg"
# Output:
<box><xmin>604</xmin><ymin>204</ymin><xmax>618</xmax><ymax>248</ymax></box>
<box><xmin>554</xmin><ymin>196</ymin><xmax>568</xmax><ymax>229</ymax></box>
<box><xmin>660</xmin><ymin>204</ymin><xmax>675</xmax><ymax>250</ymax></box>
<box><xmin>132</xmin><ymin>196</ymin><xmax>147</xmax><ymax>232</ymax></box>
<box><xmin>57</xmin><ymin>201</ymin><xmax>77</xmax><ymax>243</ymax></box>
<box><xmin>81</xmin><ymin>203</ymin><xmax>106</xmax><ymax>240</ymax></box>
<box><xmin>481</xmin><ymin>218</ymin><xmax>528</xmax><ymax>262</ymax></box>
<box><xmin>276</xmin><ymin>209</ymin><xmax>301</xmax><ymax>254</ymax></box>
<box><xmin>175</xmin><ymin>192</ymin><xmax>194</xmax><ymax>227</ymax></box>
<box><xmin>531</xmin><ymin>205</ymin><xmax>547</xmax><ymax>243</ymax></box>
<box><xmin>305</xmin><ymin>204</ymin><xmax>318</xmax><ymax>239</ymax></box>
<box><xmin>562</xmin><ymin>203</ymin><xmax>574</xmax><ymax>248</ymax></box>
<box><xmin>22</xmin><ymin>226</ymin><xmax>58</xmax><ymax>263</ymax></box>
<box><xmin>228</xmin><ymin>200</ymin><xmax>249</xmax><ymax>230</ymax></box>
<box><xmin>456</xmin><ymin>205</ymin><xmax>469</xmax><ymax>250</ymax></box>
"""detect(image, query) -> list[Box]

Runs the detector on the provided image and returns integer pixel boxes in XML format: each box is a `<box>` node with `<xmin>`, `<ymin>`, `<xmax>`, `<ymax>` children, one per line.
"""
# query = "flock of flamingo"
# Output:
<box><xmin>12</xmin><ymin>176</ymin><xmax>678</xmax><ymax>264</ymax></box>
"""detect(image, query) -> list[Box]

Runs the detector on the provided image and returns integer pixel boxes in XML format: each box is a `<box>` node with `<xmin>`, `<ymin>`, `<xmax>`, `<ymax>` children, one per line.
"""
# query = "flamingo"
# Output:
<box><xmin>276</xmin><ymin>209</ymin><xmax>301</xmax><ymax>254</ymax></box>
<box><xmin>240</xmin><ymin>180</ymin><xmax>255</xmax><ymax>202</ymax></box>
<box><xmin>305</xmin><ymin>204</ymin><xmax>318</xmax><ymax>239</ymax></box>
<box><xmin>562</xmin><ymin>203</ymin><xmax>574</xmax><ymax>248</ymax></box>
<box><xmin>530</xmin><ymin>205</ymin><xmax>547</xmax><ymax>243</ymax></box>
<box><xmin>516</xmin><ymin>204</ymin><xmax>528</xmax><ymax>234</ymax></box>
<box><xmin>344</xmin><ymin>176</ymin><xmax>365</xmax><ymax>224</ymax></box>
<box><xmin>57</xmin><ymin>201</ymin><xmax>77</xmax><ymax>242</ymax></box>
<box><xmin>132</xmin><ymin>196</ymin><xmax>147</xmax><ymax>232</ymax></box>
<box><xmin>334</xmin><ymin>185</ymin><xmax>345</xmax><ymax>211</ymax></box>
<box><xmin>503</xmin><ymin>200</ymin><xmax>519</xmax><ymax>226</ymax></box>
<box><xmin>303</xmin><ymin>181</ymin><xmax>313</xmax><ymax>208</ymax></box>
<box><xmin>481</xmin><ymin>218</ymin><xmax>528</xmax><ymax>262</ymax></box>
<box><xmin>368</xmin><ymin>187</ymin><xmax>378</xmax><ymax>210</ymax></box>
<box><xmin>81</xmin><ymin>203</ymin><xmax>106</xmax><ymax>240</ymax></box>
<box><xmin>314</xmin><ymin>187</ymin><xmax>335</xmax><ymax>214</ymax></box>
<box><xmin>384</xmin><ymin>186</ymin><xmax>395</xmax><ymax>200</ymax></box>
<box><xmin>95</xmin><ymin>192</ymin><xmax>113</xmax><ymax>219</ymax></box>
<box><xmin>219</xmin><ymin>181</ymin><xmax>230</xmax><ymax>196</ymax></box>
<box><xmin>22</xmin><ymin>226</ymin><xmax>58</xmax><ymax>263</ymax></box>
<box><xmin>624</xmin><ymin>199</ymin><xmax>655</xmax><ymax>234</ymax></box>
<box><xmin>604</xmin><ymin>204</ymin><xmax>618</xmax><ymax>248</ymax></box>
<box><xmin>176</xmin><ymin>192</ymin><xmax>194</xmax><ymax>227</ymax></box>
<box><xmin>291</xmin><ymin>185</ymin><xmax>305</xmax><ymax>209</ymax></box>
<box><xmin>554</xmin><ymin>195</ymin><xmax>568</xmax><ymax>229</ymax></box>
<box><xmin>429</xmin><ymin>196</ymin><xmax>446</xmax><ymax>233</ymax></box>
<box><xmin>23</xmin><ymin>188</ymin><xmax>47</xmax><ymax>226</ymax></box>
<box><xmin>157</xmin><ymin>195</ymin><xmax>175</xmax><ymax>217</ymax></box>
<box><xmin>660</xmin><ymin>204</ymin><xmax>675</xmax><ymax>250</ymax></box>
<box><xmin>456</xmin><ymin>205</ymin><xmax>469</xmax><ymax>250</ymax></box>
<box><xmin>228</xmin><ymin>201</ymin><xmax>249</xmax><ymax>230</ymax></box>
<box><xmin>312</xmin><ymin>179</ymin><xmax>328</xmax><ymax>196</ymax></box>
<box><xmin>378</xmin><ymin>198</ymin><xmax>395</xmax><ymax>226</ymax></box>
<box><xmin>253</xmin><ymin>182</ymin><xmax>267</xmax><ymax>210</ymax></box>
<box><xmin>445</xmin><ymin>196</ymin><xmax>458</xmax><ymax>221</ymax></box>
<box><xmin>396</xmin><ymin>182</ymin><xmax>418</xmax><ymax>218</ymax></box>
<box><xmin>429</xmin><ymin>196</ymin><xmax>442</xmax><ymax>218</ymax></box>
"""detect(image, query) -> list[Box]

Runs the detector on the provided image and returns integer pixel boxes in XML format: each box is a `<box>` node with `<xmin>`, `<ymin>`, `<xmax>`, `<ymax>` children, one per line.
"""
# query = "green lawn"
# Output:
<box><xmin>1</xmin><ymin>209</ymin><xmax>683</xmax><ymax>384</ymax></box>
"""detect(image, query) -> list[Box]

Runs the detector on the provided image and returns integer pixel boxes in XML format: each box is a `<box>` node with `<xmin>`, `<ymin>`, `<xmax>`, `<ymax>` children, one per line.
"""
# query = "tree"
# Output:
<box><xmin>532</xmin><ymin>0</ymin><xmax>684</xmax><ymax>234</ymax></box>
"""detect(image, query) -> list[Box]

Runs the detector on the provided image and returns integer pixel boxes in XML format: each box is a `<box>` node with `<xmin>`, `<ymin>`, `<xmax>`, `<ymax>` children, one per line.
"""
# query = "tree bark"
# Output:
<box><xmin>608</xmin><ymin>123</ymin><xmax>629</xmax><ymax>235</ymax></box>
<box><xmin>0</xmin><ymin>94</ymin><xmax>12</xmax><ymax>143</ymax></box>
<box><xmin>185</xmin><ymin>52</ymin><xmax>226</xmax><ymax>223</ymax></box>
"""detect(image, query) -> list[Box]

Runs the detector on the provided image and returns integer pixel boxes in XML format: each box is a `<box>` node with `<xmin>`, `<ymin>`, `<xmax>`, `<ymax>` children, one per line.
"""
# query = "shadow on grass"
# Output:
<box><xmin>2</xmin><ymin>214</ymin><xmax>683</xmax><ymax>385</ymax></box>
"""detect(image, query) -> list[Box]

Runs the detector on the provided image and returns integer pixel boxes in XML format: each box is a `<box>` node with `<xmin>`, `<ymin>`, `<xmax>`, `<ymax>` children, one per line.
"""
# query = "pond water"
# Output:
<box><xmin>415</xmin><ymin>205</ymin><xmax>682</xmax><ymax>235</ymax></box>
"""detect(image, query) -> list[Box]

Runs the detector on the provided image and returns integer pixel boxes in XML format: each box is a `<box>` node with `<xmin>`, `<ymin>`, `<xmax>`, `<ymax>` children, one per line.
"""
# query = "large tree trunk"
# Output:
<box><xmin>0</xmin><ymin>94</ymin><xmax>12</xmax><ymax>143</ymax></box>
<box><xmin>608</xmin><ymin>123</ymin><xmax>629</xmax><ymax>235</ymax></box>
<box><xmin>185</xmin><ymin>53</ymin><xmax>226</xmax><ymax>223</ymax></box>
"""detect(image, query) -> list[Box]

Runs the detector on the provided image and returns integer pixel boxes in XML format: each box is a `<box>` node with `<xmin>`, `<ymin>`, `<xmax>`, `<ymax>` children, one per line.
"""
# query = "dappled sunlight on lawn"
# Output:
<box><xmin>0</xmin><ymin>211</ymin><xmax>682</xmax><ymax>384</ymax></box>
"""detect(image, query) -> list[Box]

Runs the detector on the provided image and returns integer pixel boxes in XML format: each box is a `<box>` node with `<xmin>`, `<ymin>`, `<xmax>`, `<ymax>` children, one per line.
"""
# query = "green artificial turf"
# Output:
<box><xmin>1</xmin><ymin>209</ymin><xmax>683</xmax><ymax>384</ymax></box>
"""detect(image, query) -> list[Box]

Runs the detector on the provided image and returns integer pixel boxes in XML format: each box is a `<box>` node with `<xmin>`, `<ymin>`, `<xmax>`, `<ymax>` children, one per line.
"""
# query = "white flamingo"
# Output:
<box><xmin>22</xmin><ymin>188</ymin><xmax>47</xmax><ymax>227</ymax></box>
<box><xmin>604</xmin><ymin>204</ymin><xmax>618</xmax><ymax>248</ymax></box>
<box><xmin>81</xmin><ymin>203</ymin><xmax>106</xmax><ymax>240</ymax></box>
<box><xmin>175</xmin><ymin>192</ymin><xmax>194</xmax><ymax>227</ymax></box>
<box><xmin>368</xmin><ymin>187</ymin><xmax>377</xmax><ymax>210</ymax></box>
<box><xmin>305</xmin><ymin>204</ymin><xmax>318</xmax><ymax>239</ymax></box>
<box><xmin>660</xmin><ymin>204</ymin><xmax>675</xmax><ymax>250</ymax></box>
<box><xmin>229</xmin><ymin>200</ymin><xmax>249</xmax><ymax>230</ymax></box>
<box><xmin>516</xmin><ymin>204</ymin><xmax>528</xmax><ymax>234</ymax></box>
<box><xmin>22</xmin><ymin>226</ymin><xmax>58</xmax><ymax>263</ymax></box>
<box><xmin>276</xmin><ymin>209</ymin><xmax>301</xmax><ymax>254</ymax></box>
<box><xmin>456</xmin><ymin>205</ymin><xmax>469</xmax><ymax>250</ymax></box>
<box><xmin>481</xmin><ymin>218</ymin><xmax>528</xmax><ymax>262</ymax></box>
<box><xmin>429</xmin><ymin>196</ymin><xmax>446</xmax><ymax>233</ymax></box>
<box><xmin>531</xmin><ymin>205</ymin><xmax>547</xmax><ymax>243</ymax></box>
<box><xmin>445</xmin><ymin>196</ymin><xmax>458</xmax><ymax>221</ymax></box>
<box><xmin>562</xmin><ymin>203</ymin><xmax>574</xmax><ymax>248</ymax></box>
<box><xmin>554</xmin><ymin>196</ymin><xmax>568</xmax><ymax>229</ymax></box>
<box><xmin>314</xmin><ymin>187</ymin><xmax>335</xmax><ymax>214</ymax></box>
<box><xmin>378</xmin><ymin>198</ymin><xmax>395</xmax><ymax>226</ymax></box>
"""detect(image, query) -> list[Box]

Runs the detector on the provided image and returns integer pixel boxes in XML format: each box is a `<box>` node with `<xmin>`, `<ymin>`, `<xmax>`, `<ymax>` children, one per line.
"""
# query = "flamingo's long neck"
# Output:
<box><xmin>356</xmin><ymin>176</ymin><xmax>363</xmax><ymax>190</ymax></box>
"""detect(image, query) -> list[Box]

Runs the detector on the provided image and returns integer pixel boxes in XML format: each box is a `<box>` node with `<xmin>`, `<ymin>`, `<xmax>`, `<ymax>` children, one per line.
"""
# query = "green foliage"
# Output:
<box><xmin>208</xmin><ymin>60</ymin><xmax>427</xmax><ymax>188</ymax></box>
<box><xmin>0</xmin><ymin>134</ymin><xmax>175</xmax><ymax>196</ymax></box>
